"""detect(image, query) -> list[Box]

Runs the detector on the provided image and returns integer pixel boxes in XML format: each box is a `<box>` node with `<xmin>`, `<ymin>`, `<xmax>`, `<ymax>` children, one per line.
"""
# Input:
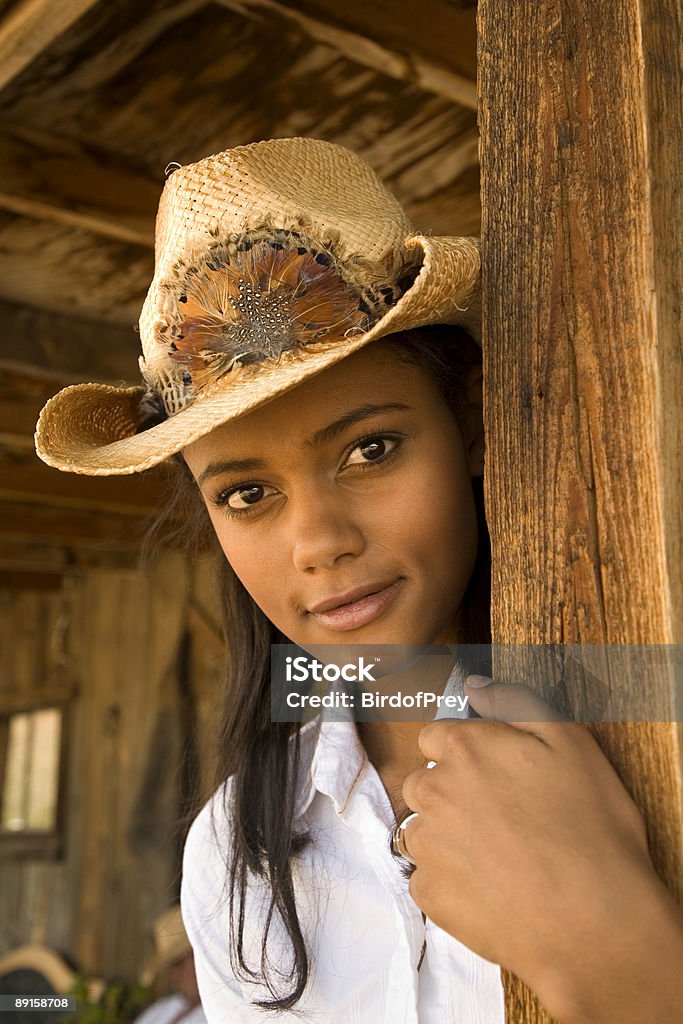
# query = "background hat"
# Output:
<box><xmin>139</xmin><ymin>906</ymin><xmax>192</xmax><ymax>987</ymax></box>
<box><xmin>35</xmin><ymin>137</ymin><xmax>481</xmax><ymax>477</ymax></box>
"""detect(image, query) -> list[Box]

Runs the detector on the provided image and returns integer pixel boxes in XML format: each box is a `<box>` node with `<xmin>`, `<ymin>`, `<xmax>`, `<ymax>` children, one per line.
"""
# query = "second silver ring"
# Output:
<box><xmin>392</xmin><ymin>811</ymin><xmax>420</xmax><ymax>866</ymax></box>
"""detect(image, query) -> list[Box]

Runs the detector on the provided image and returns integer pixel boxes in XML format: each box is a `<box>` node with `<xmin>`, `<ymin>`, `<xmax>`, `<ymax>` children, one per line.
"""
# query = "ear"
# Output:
<box><xmin>460</xmin><ymin>363</ymin><xmax>485</xmax><ymax>476</ymax></box>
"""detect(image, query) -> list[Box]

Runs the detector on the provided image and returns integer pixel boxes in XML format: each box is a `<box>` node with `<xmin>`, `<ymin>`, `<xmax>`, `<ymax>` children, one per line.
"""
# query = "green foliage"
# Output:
<box><xmin>59</xmin><ymin>974</ymin><xmax>152</xmax><ymax>1024</ymax></box>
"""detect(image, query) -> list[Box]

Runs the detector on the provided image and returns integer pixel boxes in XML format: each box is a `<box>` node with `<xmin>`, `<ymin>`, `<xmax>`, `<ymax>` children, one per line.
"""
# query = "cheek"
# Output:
<box><xmin>442</xmin><ymin>466</ymin><xmax>478</xmax><ymax>570</ymax></box>
<box><xmin>387</xmin><ymin>446</ymin><xmax>479</xmax><ymax>630</ymax></box>
<box><xmin>391</xmin><ymin>447</ymin><xmax>478</xmax><ymax>594</ymax></box>
<box><xmin>209</xmin><ymin>512</ymin><xmax>283</xmax><ymax>617</ymax></box>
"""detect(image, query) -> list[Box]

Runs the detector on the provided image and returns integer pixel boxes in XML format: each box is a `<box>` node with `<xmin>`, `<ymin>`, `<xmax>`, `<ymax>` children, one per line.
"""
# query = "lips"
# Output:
<box><xmin>308</xmin><ymin>581</ymin><xmax>396</xmax><ymax>614</ymax></box>
<box><xmin>307</xmin><ymin>579</ymin><xmax>404</xmax><ymax>632</ymax></box>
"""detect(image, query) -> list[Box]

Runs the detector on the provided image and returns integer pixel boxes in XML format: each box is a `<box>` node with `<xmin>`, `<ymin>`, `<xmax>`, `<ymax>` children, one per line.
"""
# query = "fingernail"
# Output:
<box><xmin>466</xmin><ymin>674</ymin><xmax>493</xmax><ymax>688</ymax></box>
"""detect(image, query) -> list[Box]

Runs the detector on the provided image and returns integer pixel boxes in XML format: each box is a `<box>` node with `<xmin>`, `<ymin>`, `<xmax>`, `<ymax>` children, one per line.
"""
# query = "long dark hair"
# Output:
<box><xmin>163</xmin><ymin>325</ymin><xmax>490</xmax><ymax>1010</ymax></box>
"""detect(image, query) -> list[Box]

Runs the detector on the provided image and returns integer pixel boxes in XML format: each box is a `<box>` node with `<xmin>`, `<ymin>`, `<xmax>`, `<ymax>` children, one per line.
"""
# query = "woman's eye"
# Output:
<box><xmin>221</xmin><ymin>484</ymin><xmax>276</xmax><ymax>510</ymax></box>
<box><xmin>344</xmin><ymin>436</ymin><xmax>399</xmax><ymax>467</ymax></box>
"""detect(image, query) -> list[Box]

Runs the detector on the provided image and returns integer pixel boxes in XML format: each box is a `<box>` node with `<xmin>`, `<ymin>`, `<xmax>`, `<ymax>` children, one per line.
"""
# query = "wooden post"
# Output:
<box><xmin>478</xmin><ymin>2</ymin><xmax>683</xmax><ymax>1021</ymax></box>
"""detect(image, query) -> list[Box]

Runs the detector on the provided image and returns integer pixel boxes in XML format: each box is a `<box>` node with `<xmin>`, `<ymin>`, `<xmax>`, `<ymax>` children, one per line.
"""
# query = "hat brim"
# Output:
<box><xmin>139</xmin><ymin>948</ymin><xmax>191</xmax><ymax>988</ymax></box>
<box><xmin>35</xmin><ymin>236</ymin><xmax>480</xmax><ymax>476</ymax></box>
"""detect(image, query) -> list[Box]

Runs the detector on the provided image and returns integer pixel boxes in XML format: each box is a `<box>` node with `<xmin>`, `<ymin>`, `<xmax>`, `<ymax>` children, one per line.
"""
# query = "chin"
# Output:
<box><xmin>314</xmin><ymin>622</ymin><xmax>437</xmax><ymax>647</ymax></box>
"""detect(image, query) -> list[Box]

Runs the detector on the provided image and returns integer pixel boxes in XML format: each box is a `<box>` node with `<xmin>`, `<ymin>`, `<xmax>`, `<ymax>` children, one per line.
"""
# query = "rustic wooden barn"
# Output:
<box><xmin>0</xmin><ymin>1</ymin><xmax>680</xmax><ymax>1021</ymax></box>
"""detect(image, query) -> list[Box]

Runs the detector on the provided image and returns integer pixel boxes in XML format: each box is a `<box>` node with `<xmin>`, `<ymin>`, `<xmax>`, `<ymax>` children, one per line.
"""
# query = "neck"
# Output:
<box><xmin>356</xmin><ymin>650</ymin><xmax>456</xmax><ymax>817</ymax></box>
<box><xmin>357</xmin><ymin>720</ymin><xmax>425</xmax><ymax>817</ymax></box>
<box><xmin>359</xmin><ymin>715</ymin><xmax>429</xmax><ymax>762</ymax></box>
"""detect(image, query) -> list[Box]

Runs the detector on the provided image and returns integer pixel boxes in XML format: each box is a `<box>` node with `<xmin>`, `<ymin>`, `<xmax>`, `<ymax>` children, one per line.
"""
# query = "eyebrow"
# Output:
<box><xmin>198</xmin><ymin>402</ymin><xmax>412</xmax><ymax>485</ymax></box>
<box><xmin>308</xmin><ymin>402</ymin><xmax>411</xmax><ymax>447</ymax></box>
<box><xmin>198</xmin><ymin>457</ymin><xmax>267</xmax><ymax>485</ymax></box>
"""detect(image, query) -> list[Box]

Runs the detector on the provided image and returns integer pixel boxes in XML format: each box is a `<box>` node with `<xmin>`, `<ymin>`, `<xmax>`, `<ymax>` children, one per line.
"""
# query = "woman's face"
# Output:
<box><xmin>184</xmin><ymin>343</ymin><xmax>483</xmax><ymax>647</ymax></box>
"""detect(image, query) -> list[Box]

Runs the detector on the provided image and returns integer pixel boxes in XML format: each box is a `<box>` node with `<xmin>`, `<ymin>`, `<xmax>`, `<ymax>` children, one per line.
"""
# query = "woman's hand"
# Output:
<box><xmin>401</xmin><ymin>677</ymin><xmax>683</xmax><ymax>1023</ymax></box>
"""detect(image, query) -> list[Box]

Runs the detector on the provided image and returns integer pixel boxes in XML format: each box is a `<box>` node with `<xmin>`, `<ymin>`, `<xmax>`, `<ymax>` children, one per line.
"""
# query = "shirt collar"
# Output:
<box><xmin>294</xmin><ymin>715</ymin><xmax>366</xmax><ymax>819</ymax></box>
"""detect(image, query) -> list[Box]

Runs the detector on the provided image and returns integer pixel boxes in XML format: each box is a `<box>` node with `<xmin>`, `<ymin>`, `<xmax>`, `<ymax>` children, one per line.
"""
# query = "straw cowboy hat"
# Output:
<box><xmin>140</xmin><ymin>906</ymin><xmax>193</xmax><ymax>987</ymax></box>
<box><xmin>34</xmin><ymin>137</ymin><xmax>481</xmax><ymax>476</ymax></box>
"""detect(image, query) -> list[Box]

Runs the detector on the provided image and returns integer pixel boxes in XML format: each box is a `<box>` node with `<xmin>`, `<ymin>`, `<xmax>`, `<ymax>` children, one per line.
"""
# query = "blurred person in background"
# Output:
<box><xmin>136</xmin><ymin>907</ymin><xmax>205</xmax><ymax>1024</ymax></box>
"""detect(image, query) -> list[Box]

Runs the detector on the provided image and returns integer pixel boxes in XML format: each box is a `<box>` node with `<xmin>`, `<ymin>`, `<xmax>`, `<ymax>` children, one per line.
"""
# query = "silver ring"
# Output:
<box><xmin>392</xmin><ymin>811</ymin><xmax>419</xmax><ymax>865</ymax></box>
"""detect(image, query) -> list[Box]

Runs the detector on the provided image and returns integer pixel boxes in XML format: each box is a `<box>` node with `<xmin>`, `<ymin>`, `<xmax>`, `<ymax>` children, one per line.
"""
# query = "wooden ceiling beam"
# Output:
<box><xmin>0</xmin><ymin>444</ymin><xmax>169</xmax><ymax>515</ymax></box>
<box><xmin>0</xmin><ymin>538</ymin><xmax>144</xmax><ymax>573</ymax></box>
<box><xmin>0</xmin><ymin>299</ymin><xmax>141</xmax><ymax>384</ymax></box>
<box><xmin>0</xmin><ymin>121</ymin><xmax>156</xmax><ymax>247</ymax></box>
<box><xmin>213</xmin><ymin>0</ymin><xmax>478</xmax><ymax>110</ymax></box>
<box><xmin>0</xmin><ymin>570</ymin><xmax>64</xmax><ymax>590</ymax></box>
<box><xmin>0</xmin><ymin>499</ymin><xmax>159</xmax><ymax>546</ymax></box>
<box><xmin>0</xmin><ymin>0</ymin><xmax>105</xmax><ymax>93</ymax></box>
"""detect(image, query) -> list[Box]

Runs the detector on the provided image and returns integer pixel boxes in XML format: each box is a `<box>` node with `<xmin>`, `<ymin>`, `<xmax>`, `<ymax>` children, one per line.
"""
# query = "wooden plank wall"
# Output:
<box><xmin>0</xmin><ymin>551</ymin><xmax>224</xmax><ymax>980</ymax></box>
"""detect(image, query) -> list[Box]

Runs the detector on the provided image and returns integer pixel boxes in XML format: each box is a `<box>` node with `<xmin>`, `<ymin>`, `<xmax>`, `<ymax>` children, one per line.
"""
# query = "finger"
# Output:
<box><xmin>464</xmin><ymin>678</ymin><xmax>566</xmax><ymax>725</ymax></box>
<box><xmin>416</xmin><ymin>686</ymin><xmax>566</xmax><ymax>761</ymax></box>
<box><xmin>416</xmin><ymin>714</ymin><xmax>517</xmax><ymax>763</ymax></box>
<box><xmin>402</xmin><ymin>764</ymin><xmax>436</xmax><ymax>815</ymax></box>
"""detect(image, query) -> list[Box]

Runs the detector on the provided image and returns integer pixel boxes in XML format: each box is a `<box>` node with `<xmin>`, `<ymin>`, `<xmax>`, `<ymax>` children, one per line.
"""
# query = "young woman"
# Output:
<box><xmin>35</xmin><ymin>139</ymin><xmax>683</xmax><ymax>1023</ymax></box>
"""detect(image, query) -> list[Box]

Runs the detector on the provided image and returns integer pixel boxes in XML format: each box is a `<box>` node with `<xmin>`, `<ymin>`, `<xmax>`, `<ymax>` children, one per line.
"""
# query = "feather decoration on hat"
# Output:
<box><xmin>162</xmin><ymin>235</ymin><xmax>386</xmax><ymax>396</ymax></box>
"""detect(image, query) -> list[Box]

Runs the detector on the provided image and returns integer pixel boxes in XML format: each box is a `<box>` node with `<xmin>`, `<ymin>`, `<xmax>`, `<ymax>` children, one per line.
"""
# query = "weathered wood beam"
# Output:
<box><xmin>0</xmin><ymin>0</ymin><xmax>104</xmax><ymax>93</ymax></box>
<box><xmin>214</xmin><ymin>0</ymin><xmax>478</xmax><ymax>109</ymax></box>
<box><xmin>0</xmin><ymin>219</ymin><xmax>151</xmax><ymax>327</ymax></box>
<box><xmin>0</xmin><ymin>299</ymin><xmax>141</xmax><ymax>384</ymax></box>
<box><xmin>0</xmin><ymin>539</ymin><xmax>143</xmax><ymax>573</ymax></box>
<box><xmin>0</xmin><ymin>445</ymin><xmax>168</xmax><ymax>515</ymax></box>
<box><xmin>389</xmin><ymin>128</ymin><xmax>480</xmax><ymax>203</ymax></box>
<box><xmin>479</xmin><ymin>0</ymin><xmax>683</xmax><ymax>1020</ymax></box>
<box><xmin>286</xmin><ymin>0</ymin><xmax>477</xmax><ymax>80</ymax></box>
<box><xmin>0</xmin><ymin>570</ymin><xmax>64</xmax><ymax>591</ymax></box>
<box><xmin>0</xmin><ymin>122</ymin><xmax>156</xmax><ymax>246</ymax></box>
<box><xmin>0</xmin><ymin>499</ymin><xmax>154</xmax><ymax>545</ymax></box>
<box><xmin>405</xmin><ymin>165</ymin><xmax>481</xmax><ymax>237</ymax></box>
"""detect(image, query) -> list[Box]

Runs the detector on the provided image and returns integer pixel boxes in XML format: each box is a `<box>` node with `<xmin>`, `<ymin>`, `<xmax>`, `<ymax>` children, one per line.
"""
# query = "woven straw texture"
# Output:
<box><xmin>35</xmin><ymin>138</ymin><xmax>481</xmax><ymax>476</ymax></box>
<box><xmin>140</xmin><ymin>906</ymin><xmax>191</xmax><ymax>986</ymax></box>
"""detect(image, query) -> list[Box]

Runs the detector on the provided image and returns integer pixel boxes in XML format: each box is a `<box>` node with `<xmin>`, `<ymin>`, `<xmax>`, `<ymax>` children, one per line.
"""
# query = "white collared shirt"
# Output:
<box><xmin>181</xmin><ymin>709</ymin><xmax>505</xmax><ymax>1023</ymax></box>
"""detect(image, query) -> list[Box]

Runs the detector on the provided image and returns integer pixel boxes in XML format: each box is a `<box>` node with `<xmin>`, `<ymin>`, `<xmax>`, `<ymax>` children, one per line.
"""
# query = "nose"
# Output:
<box><xmin>289</xmin><ymin>489</ymin><xmax>366</xmax><ymax>572</ymax></box>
